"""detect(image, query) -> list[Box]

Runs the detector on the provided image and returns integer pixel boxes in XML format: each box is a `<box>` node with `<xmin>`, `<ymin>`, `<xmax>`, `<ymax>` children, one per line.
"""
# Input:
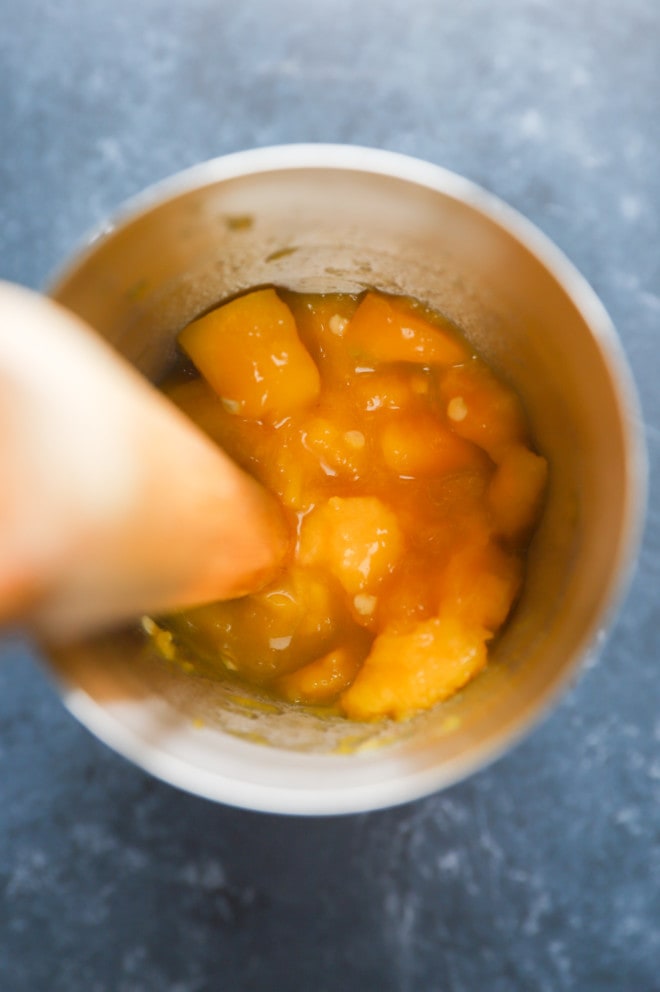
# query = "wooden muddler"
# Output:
<box><xmin>0</xmin><ymin>281</ymin><xmax>289</xmax><ymax>642</ymax></box>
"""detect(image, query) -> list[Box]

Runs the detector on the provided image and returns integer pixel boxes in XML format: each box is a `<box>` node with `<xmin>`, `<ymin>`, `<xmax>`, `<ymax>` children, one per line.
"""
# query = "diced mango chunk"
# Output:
<box><xmin>488</xmin><ymin>444</ymin><xmax>548</xmax><ymax>541</ymax></box>
<box><xmin>345</xmin><ymin>292</ymin><xmax>468</xmax><ymax>366</ymax></box>
<box><xmin>380</xmin><ymin>411</ymin><xmax>485</xmax><ymax>477</ymax></box>
<box><xmin>375</xmin><ymin>554</ymin><xmax>442</xmax><ymax>634</ymax></box>
<box><xmin>301</xmin><ymin>413</ymin><xmax>368</xmax><ymax>481</ymax></box>
<box><xmin>340</xmin><ymin>615</ymin><xmax>488</xmax><ymax>720</ymax></box>
<box><xmin>281</xmin><ymin>291</ymin><xmax>359</xmax><ymax>379</ymax></box>
<box><xmin>350</xmin><ymin>367</ymin><xmax>434</xmax><ymax>414</ymax></box>
<box><xmin>250</xmin><ymin>418</ymin><xmax>320</xmax><ymax>511</ymax></box>
<box><xmin>299</xmin><ymin>496</ymin><xmax>404</xmax><ymax>596</ymax></box>
<box><xmin>268</xmin><ymin>437</ymin><xmax>316</xmax><ymax>511</ymax></box>
<box><xmin>179</xmin><ymin>288</ymin><xmax>320</xmax><ymax>419</ymax></box>
<box><xmin>427</xmin><ymin>471</ymin><xmax>491</xmax><ymax>522</ymax></box>
<box><xmin>274</xmin><ymin>644</ymin><xmax>364</xmax><ymax>705</ymax></box>
<box><xmin>164</xmin><ymin>566</ymin><xmax>347</xmax><ymax>682</ymax></box>
<box><xmin>439</xmin><ymin>540</ymin><xmax>523</xmax><ymax>634</ymax></box>
<box><xmin>440</xmin><ymin>360</ymin><xmax>528</xmax><ymax>460</ymax></box>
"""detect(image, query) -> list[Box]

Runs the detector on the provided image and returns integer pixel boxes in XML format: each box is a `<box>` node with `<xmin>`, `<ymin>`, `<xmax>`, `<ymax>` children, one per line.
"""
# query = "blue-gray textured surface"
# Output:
<box><xmin>1</xmin><ymin>1</ymin><xmax>659</xmax><ymax>989</ymax></box>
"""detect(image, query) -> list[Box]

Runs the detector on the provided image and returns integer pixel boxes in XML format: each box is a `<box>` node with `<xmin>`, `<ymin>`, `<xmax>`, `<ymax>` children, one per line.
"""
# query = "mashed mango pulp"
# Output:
<box><xmin>155</xmin><ymin>288</ymin><xmax>547</xmax><ymax>721</ymax></box>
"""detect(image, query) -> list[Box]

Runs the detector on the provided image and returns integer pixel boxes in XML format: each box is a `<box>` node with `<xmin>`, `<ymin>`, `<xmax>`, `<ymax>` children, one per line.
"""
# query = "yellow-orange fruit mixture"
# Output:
<box><xmin>155</xmin><ymin>288</ymin><xmax>547</xmax><ymax>721</ymax></box>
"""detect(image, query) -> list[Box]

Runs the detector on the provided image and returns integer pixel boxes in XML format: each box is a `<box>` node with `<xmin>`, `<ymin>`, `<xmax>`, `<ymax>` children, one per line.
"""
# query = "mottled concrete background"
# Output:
<box><xmin>1</xmin><ymin>1</ymin><xmax>659</xmax><ymax>989</ymax></box>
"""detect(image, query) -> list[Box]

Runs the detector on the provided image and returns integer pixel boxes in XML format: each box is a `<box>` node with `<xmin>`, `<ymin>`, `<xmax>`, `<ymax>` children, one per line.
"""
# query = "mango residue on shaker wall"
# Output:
<box><xmin>151</xmin><ymin>288</ymin><xmax>547</xmax><ymax>721</ymax></box>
